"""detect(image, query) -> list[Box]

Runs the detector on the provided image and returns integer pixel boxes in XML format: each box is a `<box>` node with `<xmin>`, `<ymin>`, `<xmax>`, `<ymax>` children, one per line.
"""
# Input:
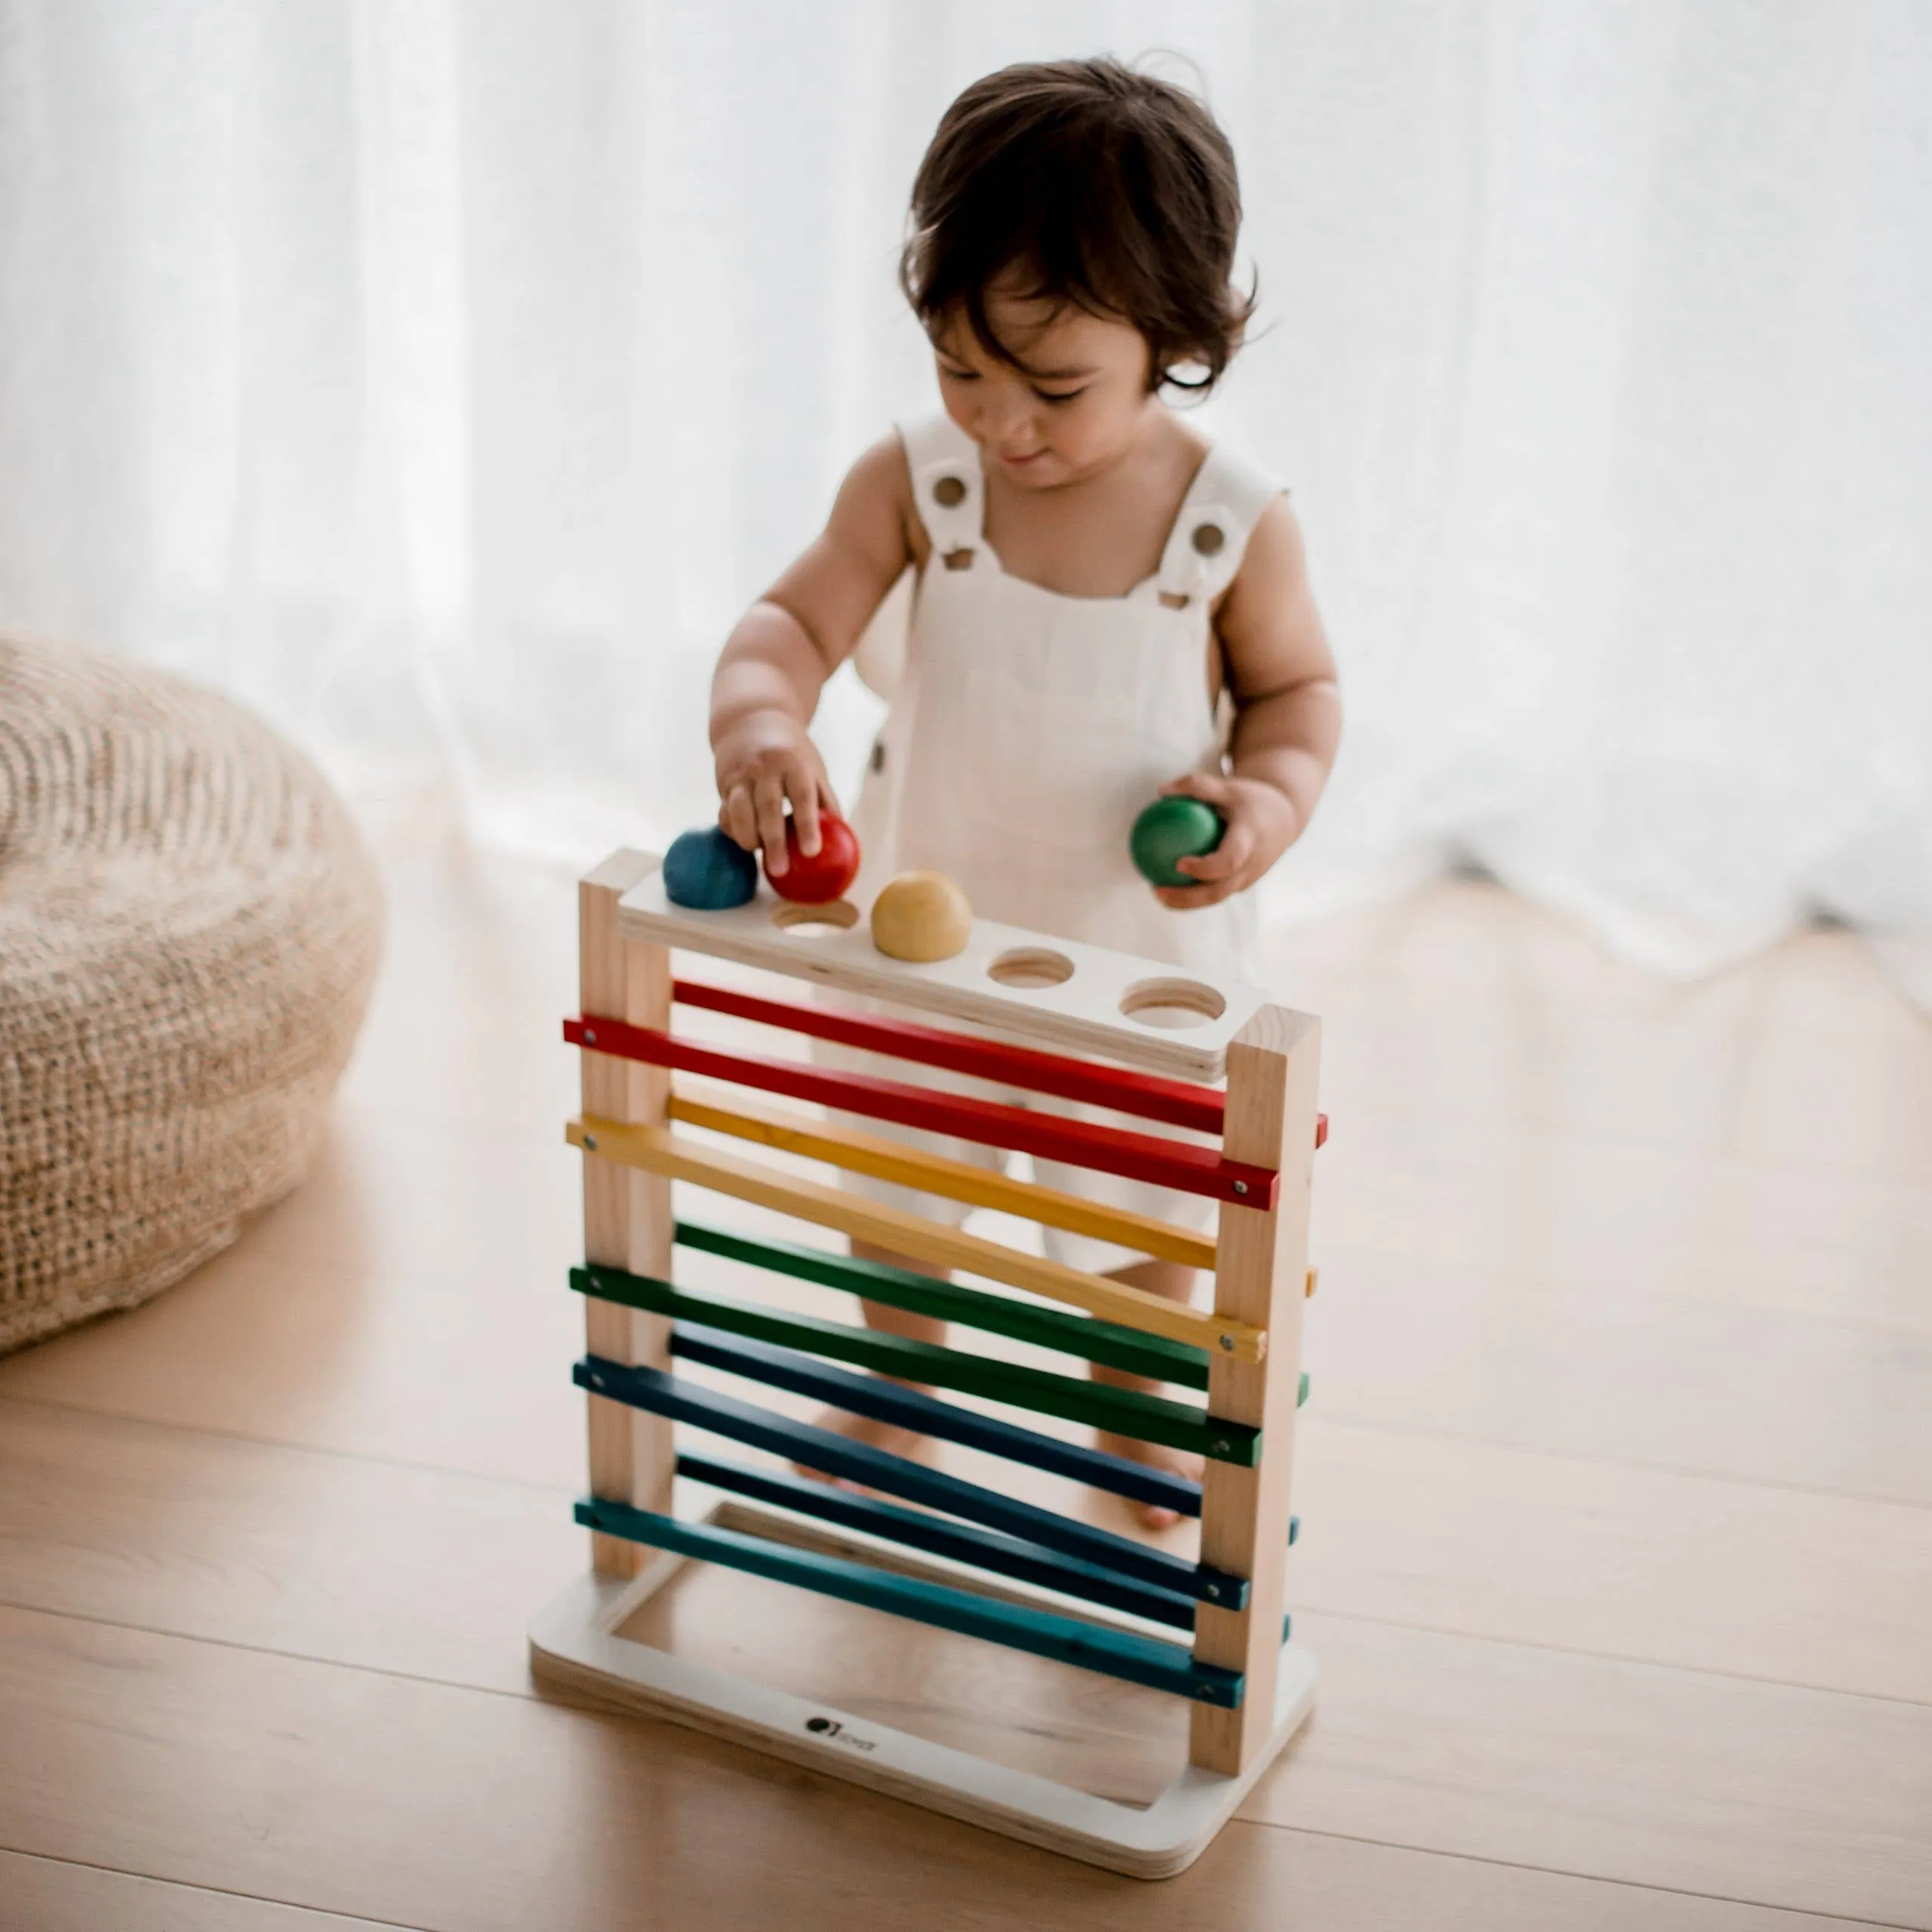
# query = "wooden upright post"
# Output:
<box><xmin>577</xmin><ymin>849</ymin><xmax>676</xmax><ymax>1577</ymax></box>
<box><xmin>1188</xmin><ymin>1005</ymin><xmax>1321</xmax><ymax>1774</ymax></box>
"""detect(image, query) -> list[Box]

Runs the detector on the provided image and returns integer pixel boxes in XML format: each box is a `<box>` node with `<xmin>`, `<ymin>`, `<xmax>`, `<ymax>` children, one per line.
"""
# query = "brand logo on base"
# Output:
<box><xmin>804</xmin><ymin>1715</ymin><xmax>877</xmax><ymax>1752</ymax></box>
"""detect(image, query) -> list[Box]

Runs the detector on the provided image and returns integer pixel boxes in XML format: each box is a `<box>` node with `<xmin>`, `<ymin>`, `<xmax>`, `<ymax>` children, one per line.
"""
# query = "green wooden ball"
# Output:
<box><xmin>1130</xmin><ymin>796</ymin><xmax>1225</xmax><ymax>888</ymax></box>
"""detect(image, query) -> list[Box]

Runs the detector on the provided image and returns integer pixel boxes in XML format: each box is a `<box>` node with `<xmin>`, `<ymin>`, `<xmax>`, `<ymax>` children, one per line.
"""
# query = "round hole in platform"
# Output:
<box><xmin>987</xmin><ymin>946</ymin><xmax>1075</xmax><ymax>990</ymax></box>
<box><xmin>771</xmin><ymin>900</ymin><xmax>860</xmax><ymax>934</ymax></box>
<box><xmin>1120</xmin><ymin>977</ymin><xmax>1226</xmax><ymax>1029</ymax></box>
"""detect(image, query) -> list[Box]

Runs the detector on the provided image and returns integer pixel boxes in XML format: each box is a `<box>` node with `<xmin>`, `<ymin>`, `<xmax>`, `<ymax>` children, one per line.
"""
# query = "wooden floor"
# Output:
<box><xmin>4</xmin><ymin>828</ymin><xmax>1930</xmax><ymax>1930</ymax></box>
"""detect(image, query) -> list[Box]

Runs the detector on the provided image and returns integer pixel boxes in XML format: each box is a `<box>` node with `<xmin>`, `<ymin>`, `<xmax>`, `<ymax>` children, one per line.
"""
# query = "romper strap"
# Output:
<box><xmin>1152</xmin><ymin>442</ymin><xmax>1285</xmax><ymax>609</ymax></box>
<box><xmin>897</xmin><ymin>413</ymin><xmax>983</xmax><ymax>565</ymax></box>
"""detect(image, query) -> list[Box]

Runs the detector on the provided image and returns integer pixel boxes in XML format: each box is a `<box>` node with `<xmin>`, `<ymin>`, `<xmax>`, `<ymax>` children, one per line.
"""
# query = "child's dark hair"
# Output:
<box><xmin>901</xmin><ymin>58</ymin><xmax>1254</xmax><ymax>393</ymax></box>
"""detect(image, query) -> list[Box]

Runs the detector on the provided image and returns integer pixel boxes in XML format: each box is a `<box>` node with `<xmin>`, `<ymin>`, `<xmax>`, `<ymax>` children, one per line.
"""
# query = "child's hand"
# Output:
<box><xmin>1149</xmin><ymin>772</ymin><xmax>1300</xmax><ymax>910</ymax></box>
<box><xmin>715</xmin><ymin>714</ymin><xmax>840</xmax><ymax>877</ymax></box>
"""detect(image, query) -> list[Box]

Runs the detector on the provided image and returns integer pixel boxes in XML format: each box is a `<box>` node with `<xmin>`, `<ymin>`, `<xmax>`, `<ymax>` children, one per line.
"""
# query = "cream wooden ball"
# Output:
<box><xmin>870</xmin><ymin>870</ymin><xmax>973</xmax><ymax>963</ymax></box>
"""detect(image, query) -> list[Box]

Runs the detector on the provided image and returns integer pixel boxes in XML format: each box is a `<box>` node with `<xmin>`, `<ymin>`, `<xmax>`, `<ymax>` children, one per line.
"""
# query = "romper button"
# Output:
<box><xmin>933</xmin><ymin>476</ymin><xmax>967</xmax><ymax>508</ymax></box>
<box><xmin>1192</xmin><ymin>522</ymin><xmax>1226</xmax><ymax>555</ymax></box>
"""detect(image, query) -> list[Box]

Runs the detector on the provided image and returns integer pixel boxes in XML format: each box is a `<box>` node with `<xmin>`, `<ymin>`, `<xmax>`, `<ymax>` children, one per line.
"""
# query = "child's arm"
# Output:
<box><xmin>1157</xmin><ymin>497</ymin><xmax>1341</xmax><ymax>909</ymax></box>
<box><xmin>710</xmin><ymin>435</ymin><xmax>918</xmax><ymax>872</ymax></box>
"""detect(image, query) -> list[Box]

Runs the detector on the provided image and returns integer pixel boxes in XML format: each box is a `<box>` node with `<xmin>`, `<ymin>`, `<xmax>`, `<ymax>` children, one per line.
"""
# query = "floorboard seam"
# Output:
<box><xmin>1234</xmin><ymin>1818</ymin><xmax>1917</xmax><ymax>1931</ymax></box>
<box><xmin>0</xmin><ymin>1842</ymin><xmax>429</xmax><ymax>1930</ymax></box>
<box><xmin>0</xmin><ymin>1598</ymin><xmax>564</xmax><ymax>1711</ymax></box>
<box><xmin>1299</xmin><ymin>1400</ymin><xmax>1932</xmax><ymax>1513</ymax></box>
<box><xmin>0</xmin><ymin>1391</ymin><xmax>580</xmax><ymax>1500</ymax></box>
<box><xmin>1284</xmin><ymin>1601</ymin><xmax>1932</xmax><ymax>1711</ymax></box>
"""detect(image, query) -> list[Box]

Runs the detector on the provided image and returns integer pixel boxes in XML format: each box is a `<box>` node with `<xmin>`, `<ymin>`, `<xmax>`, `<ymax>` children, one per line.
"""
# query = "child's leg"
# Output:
<box><xmin>795</xmin><ymin>1238</ymin><xmax>949</xmax><ymax>1471</ymax></box>
<box><xmin>1093</xmin><ymin>1257</ymin><xmax>1201</xmax><ymax>1531</ymax></box>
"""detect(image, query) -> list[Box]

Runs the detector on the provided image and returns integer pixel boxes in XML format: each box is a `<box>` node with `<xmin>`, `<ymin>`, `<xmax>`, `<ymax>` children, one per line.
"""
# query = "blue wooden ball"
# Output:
<box><xmin>663</xmin><ymin>827</ymin><xmax>758</xmax><ymax>910</ymax></box>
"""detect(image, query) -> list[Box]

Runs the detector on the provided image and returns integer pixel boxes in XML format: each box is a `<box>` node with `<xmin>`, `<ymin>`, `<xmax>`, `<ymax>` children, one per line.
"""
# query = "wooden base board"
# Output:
<box><xmin>528</xmin><ymin>1500</ymin><xmax>1316</xmax><ymax>1879</ymax></box>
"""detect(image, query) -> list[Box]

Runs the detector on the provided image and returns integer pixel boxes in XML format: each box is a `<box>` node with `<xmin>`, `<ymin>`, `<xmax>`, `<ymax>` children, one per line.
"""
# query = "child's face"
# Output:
<box><xmin>931</xmin><ymin>281</ymin><xmax>1157</xmax><ymax>489</ymax></box>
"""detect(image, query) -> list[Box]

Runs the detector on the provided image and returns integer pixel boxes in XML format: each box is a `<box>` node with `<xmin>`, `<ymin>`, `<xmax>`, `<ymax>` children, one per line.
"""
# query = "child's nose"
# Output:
<box><xmin>980</xmin><ymin>392</ymin><xmax>1038</xmax><ymax>446</ymax></box>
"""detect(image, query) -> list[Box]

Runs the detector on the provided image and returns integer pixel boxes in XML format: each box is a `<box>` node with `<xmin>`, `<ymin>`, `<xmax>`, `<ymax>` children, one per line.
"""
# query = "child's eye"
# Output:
<box><xmin>938</xmin><ymin>365</ymin><xmax>978</xmax><ymax>383</ymax></box>
<box><xmin>1035</xmin><ymin>387</ymin><xmax>1088</xmax><ymax>405</ymax></box>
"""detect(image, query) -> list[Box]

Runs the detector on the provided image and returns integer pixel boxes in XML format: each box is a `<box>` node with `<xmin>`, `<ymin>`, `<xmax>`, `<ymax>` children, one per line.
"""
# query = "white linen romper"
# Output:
<box><xmin>834</xmin><ymin>408</ymin><xmax>1283</xmax><ymax>1275</ymax></box>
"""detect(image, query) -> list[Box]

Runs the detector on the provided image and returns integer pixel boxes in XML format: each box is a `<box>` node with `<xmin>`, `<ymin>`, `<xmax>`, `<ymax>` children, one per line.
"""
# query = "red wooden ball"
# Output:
<box><xmin>764</xmin><ymin>811</ymin><xmax>860</xmax><ymax>904</ymax></box>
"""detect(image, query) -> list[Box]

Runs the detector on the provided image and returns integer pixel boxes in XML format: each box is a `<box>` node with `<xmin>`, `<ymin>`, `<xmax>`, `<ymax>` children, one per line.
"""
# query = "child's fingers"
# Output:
<box><xmin>1175</xmin><ymin>819</ymin><xmax>1254</xmax><ymax>883</ymax></box>
<box><xmin>1160</xmin><ymin>816</ymin><xmax>1258</xmax><ymax>909</ymax></box>
<box><xmin>719</xmin><ymin>787</ymin><xmax>759</xmax><ymax>853</ymax></box>
<box><xmin>1155</xmin><ymin>876</ymin><xmax>1238</xmax><ymax>910</ymax></box>
<box><xmin>1161</xmin><ymin>771</ymin><xmax>1235</xmax><ymax>808</ymax></box>
<box><xmin>752</xmin><ymin>773</ymin><xmax>791</xmax><ymax>872</ymax></box>
<box><xmin>789</xmin><ymin>771</ymin><xmax>823</xmax><ymax>857</ymax></box>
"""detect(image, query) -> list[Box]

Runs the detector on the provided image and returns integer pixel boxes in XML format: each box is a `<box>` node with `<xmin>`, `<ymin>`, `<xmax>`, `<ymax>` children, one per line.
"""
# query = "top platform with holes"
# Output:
<box><xmin>617</xmin><ymin>857</ymin><xmax>1271</xmax><ymax>1081</ymax></box>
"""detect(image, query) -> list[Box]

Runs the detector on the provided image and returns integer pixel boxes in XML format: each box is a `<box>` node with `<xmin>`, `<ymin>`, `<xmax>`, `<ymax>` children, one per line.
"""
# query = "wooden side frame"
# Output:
<box><xmin>578</xmin><ymin>851</ymin><xmax>677</xmax><ymax>1574</ymax></box>
<box><xmin>1189</xmin><ymin>1006</ymin><xmax>1321</xmax><ymax>1774</ymax></box>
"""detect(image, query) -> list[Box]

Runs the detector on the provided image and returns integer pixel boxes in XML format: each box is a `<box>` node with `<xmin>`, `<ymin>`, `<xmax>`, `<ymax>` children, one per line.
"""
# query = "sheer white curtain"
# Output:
<box><xmin>2</xmin><ymin>2</ymin><xmax>1927</xmax><ymax>999</ymax></box>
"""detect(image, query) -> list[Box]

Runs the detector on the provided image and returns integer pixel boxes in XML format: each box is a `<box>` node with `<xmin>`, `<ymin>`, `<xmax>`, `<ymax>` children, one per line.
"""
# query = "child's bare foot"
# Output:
<box><xmin>792</xmin><ymin>1402</ymin><xmax>929</xmax><ymax>1487</ymax></box>
<box><xmin>1096</xmin><ymin>1431</ymin><xmax>1204</xmax><ymax>1532</ymax></box>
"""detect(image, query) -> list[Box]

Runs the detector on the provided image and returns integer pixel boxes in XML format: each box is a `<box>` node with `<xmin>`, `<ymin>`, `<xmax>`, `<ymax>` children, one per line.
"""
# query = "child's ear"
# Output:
<box><xmin>1158</xmin><ymin>349</ymin><xmax>1215</xmax><ymax>394</ymax></box>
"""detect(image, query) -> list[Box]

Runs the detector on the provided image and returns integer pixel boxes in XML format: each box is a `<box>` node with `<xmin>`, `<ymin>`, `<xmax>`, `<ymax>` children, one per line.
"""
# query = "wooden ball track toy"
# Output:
<box><xmin>531</xmin><ymin>848</ymin><xmax>1327</xmax><ymax>1878</ymax></box>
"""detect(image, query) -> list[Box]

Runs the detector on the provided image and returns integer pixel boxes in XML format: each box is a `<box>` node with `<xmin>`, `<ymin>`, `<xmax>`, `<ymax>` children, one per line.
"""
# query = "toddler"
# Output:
<box><xmin>709</xmin><ymin>58</ymin><xmax>1340</xmax><ymax>1526</ymax></box>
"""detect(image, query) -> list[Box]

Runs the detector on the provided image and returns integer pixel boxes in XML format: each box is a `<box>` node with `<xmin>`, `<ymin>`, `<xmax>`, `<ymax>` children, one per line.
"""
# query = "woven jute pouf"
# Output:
<box><xmin>0</xmin><ymin>635</ymin><xmax>384</xmax><ymax>1353</ymax></box>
